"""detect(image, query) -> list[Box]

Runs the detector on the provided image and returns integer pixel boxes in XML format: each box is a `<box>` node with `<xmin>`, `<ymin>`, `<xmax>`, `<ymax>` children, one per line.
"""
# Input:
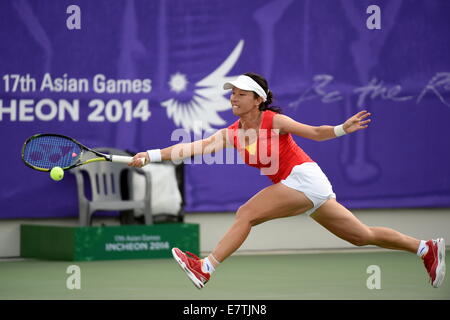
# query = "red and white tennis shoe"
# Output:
<box><xmin>172</xmin><ymin>248</ymin><xmax>210</xmax><ymax>289</ymax></box>
<box><xmin>422</xmin><ymin>238</ymin><xmax>446</xmax><ymax>288</ymax></box>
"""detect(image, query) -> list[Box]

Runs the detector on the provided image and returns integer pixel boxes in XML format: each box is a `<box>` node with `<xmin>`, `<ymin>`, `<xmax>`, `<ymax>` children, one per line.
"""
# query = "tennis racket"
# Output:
<box><xmin>21</xmin><ymin>133</ymin><xmax>144</xmax><ymax>172</ymax></box>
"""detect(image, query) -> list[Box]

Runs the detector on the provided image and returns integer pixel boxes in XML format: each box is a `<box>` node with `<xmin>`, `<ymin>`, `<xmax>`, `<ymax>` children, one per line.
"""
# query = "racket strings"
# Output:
<box><xmin>23</xmin><ymin>135</ymin><xmax>81</xmax><ymax>169</ymax></box>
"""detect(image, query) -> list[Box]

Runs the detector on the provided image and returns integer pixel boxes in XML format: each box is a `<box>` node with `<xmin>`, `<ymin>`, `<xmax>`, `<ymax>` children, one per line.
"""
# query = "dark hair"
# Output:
<box><xmin>244</xmin><ymin>72</ymin><xmax>282</xmax><ymax>114</ymax></box>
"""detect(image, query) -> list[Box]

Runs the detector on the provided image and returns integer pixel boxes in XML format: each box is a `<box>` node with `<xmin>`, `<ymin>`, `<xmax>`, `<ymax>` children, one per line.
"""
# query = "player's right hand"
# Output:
<box><xmin>128</xmin><ymin>152</ymin><xmax>149</xmax><ymax>167</ymax></box>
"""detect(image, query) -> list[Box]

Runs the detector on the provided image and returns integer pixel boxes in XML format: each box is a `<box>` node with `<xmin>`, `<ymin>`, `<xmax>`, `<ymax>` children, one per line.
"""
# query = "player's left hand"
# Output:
<box><xmin>343</xmin><ymin>110</ymin><xmax>371</xmax><ymax>134</ymax></box>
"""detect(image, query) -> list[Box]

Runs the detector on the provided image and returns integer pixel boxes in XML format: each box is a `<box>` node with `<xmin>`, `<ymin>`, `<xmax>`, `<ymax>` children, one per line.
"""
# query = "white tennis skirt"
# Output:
<box><xmin>280</xmin><ymin>162</ymin><xmax>336</xmax><ymax>216</ymax></box>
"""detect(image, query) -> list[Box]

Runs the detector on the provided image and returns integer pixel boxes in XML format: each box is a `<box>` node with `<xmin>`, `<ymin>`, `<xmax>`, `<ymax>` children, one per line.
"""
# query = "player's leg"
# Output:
<box><xmin>310</xmin><ymin>198</ymin><xmax>446</xmax><ymax>287</ymax></box>
<box><xmin>310</xmin><ymin>198</ymin><xmax>420</xmax><ymax>252</ymax></box>
<box><xmin>172</xmin><ymin>182</ymin><xmax>313</xmax><ymax>288</ymax></box>
<box><xmin>211</xmin><ymin>182</ymin><xmax>313</xmax><ymax>262</ymax></box>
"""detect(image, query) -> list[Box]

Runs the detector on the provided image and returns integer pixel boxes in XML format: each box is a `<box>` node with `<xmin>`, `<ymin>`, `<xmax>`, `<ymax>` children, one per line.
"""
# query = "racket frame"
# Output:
<box><xmin>21</xmin><ymin>133</ymin><xmax>130</xmax><ymax>172</ymax></box>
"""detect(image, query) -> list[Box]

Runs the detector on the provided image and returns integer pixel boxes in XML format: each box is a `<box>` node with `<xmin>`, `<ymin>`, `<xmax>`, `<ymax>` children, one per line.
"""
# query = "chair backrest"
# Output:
<box><xmin>73</xmin><ymin>147</ymin><xmax>132</xmax><ymax>202</ymax></box>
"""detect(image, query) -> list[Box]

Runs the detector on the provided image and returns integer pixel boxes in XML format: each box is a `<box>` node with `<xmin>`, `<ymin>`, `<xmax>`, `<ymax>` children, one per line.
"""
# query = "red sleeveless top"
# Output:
<box><xmin>227</xmin><ymin>110</ymin><xmax>314</xmax><ymax>184</ymax></box>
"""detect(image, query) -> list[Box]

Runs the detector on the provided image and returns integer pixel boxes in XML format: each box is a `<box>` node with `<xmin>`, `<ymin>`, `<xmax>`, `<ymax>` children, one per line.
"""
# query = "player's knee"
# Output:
<box><xmin>235</xmin><ymin>205</ymin><xmax>258</xmax><ymax>226</ymax></box>
<box><xmin>349</xmin><ymin>237</ymin><xmax>368</xmax><ymax>247</ymax></box>
<box><xmin>347</xmin><ymin>230</ymin><xmax>373</xmax><ymax>247</ymax></box>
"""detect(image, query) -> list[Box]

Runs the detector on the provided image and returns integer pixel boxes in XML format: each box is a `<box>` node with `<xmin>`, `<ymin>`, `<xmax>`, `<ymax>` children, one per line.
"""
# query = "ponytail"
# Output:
<box><xmin>244</xmin><ymin>72</ymin><xmax>282</xmax><ymax>114</ymax></box>
<box><xmin>258</xmin><ymin>90</ymin><xmax>282</xmax><ymax>114</ymax></box>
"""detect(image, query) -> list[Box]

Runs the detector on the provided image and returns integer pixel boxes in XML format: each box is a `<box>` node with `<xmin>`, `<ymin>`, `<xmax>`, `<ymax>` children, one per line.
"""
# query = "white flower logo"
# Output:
<box><xmin>168</xmin><ymin>72</ymin><xmax>189</xmax><ymax>94</ymax></box>
<box><xmin>162</xmin><ymin>40</ymin><xmax>244</xmax><ymax>134</ymax></box>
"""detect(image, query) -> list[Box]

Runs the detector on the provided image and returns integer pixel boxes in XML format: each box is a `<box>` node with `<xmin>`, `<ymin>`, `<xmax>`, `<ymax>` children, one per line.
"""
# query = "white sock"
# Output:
<box><xmin>417</xmin><ymin>240</ymin><xmax>428</xmax><ymax>257</ymax></box>
<box><xmin>201</xmin><ymin>257</ymin><xmax>215</xmax><ymax>274</ymax></box>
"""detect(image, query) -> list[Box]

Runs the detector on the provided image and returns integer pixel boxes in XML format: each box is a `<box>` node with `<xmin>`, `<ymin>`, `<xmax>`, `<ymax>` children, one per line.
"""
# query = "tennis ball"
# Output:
<box><xmin>50</xmin><ymin>167</ymin><xmax>64</xmax><ymax>181</ymax></box>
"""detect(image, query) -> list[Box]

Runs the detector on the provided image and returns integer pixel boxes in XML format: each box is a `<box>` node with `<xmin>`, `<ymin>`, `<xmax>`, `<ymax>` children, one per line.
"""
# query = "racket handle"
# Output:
<box><xmin>111</xmin><ymin>155</ymin><xmax>146</xmax><ymax>165</ymax></box>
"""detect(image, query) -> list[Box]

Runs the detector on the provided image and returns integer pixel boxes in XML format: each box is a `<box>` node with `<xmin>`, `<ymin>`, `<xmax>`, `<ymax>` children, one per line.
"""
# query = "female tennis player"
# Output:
<box><xmin>129</xmin><ymin>72</ymin><xmax>445</xmax><ymax>289</ymax></box>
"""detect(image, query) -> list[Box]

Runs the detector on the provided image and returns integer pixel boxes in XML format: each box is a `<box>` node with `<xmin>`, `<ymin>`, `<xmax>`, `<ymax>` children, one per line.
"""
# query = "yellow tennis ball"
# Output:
<box><xmin>50</xmin><ymin>167</ymin><xmax>64</xmax><ymax>181</ymax></box>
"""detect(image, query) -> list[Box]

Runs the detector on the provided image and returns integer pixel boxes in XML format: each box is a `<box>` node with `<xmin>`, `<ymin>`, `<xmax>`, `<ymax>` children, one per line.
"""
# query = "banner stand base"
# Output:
<box><xmin>20</xmin><ymin>223</ymin><xmax>199</xmax><ymax>261</ymax></box>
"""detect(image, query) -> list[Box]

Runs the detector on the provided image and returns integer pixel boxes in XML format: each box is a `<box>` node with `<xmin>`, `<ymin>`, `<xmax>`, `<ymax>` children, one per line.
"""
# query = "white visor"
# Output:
<box><xmin>223</xmin><ymin>75</ymin><xmax>267</xmax><ymax>102</ymax></box>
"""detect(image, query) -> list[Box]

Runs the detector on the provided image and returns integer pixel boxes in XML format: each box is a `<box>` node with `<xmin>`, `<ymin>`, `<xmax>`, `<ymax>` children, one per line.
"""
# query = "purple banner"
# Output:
<box><xmin>1</xmin><ymin>0</ymin><xmax>450</xmax><ymax>219</ymax></box>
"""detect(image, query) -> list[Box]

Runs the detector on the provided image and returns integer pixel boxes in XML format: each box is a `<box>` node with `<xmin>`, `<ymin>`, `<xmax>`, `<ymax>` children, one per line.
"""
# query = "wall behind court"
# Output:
<box><xmin>0</xmin><ymin>0</ymin><xmax>449</xmax><ymax>219</ymax></box>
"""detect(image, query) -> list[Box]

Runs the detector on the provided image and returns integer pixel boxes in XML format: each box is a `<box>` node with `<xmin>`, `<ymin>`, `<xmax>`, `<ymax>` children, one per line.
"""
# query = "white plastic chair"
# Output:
<box><xmin>70</xmin><ymin>147</ymin><xmax>153</xmax><ymax>226</ymax></box>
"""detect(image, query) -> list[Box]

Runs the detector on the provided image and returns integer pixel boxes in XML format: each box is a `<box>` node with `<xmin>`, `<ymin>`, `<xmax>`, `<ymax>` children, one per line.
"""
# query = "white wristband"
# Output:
<box><xmin>334</xmin><ymin>124</ymin><xmax>347</xmax><ymax>137</ymax></box>
<box><xmin>147</xmin><ymin>149</ymin><xmax>162</xmax><ymax>162</ymax></box>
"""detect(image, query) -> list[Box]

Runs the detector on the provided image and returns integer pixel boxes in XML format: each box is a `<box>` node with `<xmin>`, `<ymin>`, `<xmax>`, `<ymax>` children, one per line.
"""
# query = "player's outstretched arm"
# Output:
<box><xmin>273</xmin><ymin>110</ymin><xmax>371</xmax><ymax>141</ymax></box>
<box><xmin>128</xmin><ymin>128</ymin><xmax>228</xmax><ymax>167</ymax></box>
